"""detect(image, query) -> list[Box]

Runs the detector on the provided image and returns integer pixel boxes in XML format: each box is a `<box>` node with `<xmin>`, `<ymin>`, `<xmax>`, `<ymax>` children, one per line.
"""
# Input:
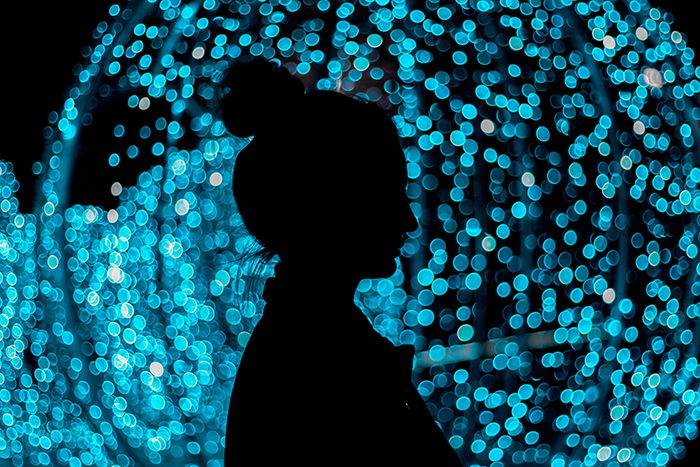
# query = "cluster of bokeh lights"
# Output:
<box><xmin>2</xmin><ymin>0</ymin><xmax>700</xmax><ymax>465</ymax></box>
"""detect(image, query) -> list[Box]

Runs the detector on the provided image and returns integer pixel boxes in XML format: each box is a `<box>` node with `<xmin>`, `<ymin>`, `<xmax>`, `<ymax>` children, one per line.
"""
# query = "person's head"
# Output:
<box><xmin>220</xmin><ymin>56</ymin><xmax>417</xmax><ymax>281</ymax></box>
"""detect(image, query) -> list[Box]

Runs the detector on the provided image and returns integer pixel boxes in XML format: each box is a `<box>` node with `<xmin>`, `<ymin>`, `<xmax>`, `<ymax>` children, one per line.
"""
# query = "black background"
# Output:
<box><xmin>0</xmin><ymin>1</ymin><xmax>698</xmax><ymax>465</ymax></box>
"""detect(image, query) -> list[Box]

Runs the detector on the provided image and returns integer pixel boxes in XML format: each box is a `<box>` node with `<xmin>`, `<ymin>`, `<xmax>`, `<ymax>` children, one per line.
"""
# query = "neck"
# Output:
<box><xmin>271</xmin><ymin>258</ymin><xmax>361</xmax><ymax>300</ymax></box>
<box><xmin>259</xmin><ymin>259</ymin><xmax>383</xmax><ymax>347</ymax></box>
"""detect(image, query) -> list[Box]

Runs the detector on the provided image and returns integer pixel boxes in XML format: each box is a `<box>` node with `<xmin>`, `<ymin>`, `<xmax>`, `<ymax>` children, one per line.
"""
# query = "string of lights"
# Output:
<box><xmin>1</xmin><ymin>0</ymin><xmax>699</xmax><ymax>465</ymax></box>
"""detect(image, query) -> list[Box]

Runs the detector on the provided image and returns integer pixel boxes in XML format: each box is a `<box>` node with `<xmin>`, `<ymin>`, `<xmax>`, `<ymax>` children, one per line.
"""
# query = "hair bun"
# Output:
<box><xmin>220</xmin><ymin>56</ymin><xmax>305</xmax><ymax>137</ymax></box>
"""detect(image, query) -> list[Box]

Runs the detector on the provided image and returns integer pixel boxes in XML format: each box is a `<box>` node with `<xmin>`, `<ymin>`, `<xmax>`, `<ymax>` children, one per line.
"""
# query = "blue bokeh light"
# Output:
<box><xmin>1</xmin><ymin>0</ymin><xmax>700</xmax><ymax>466</ymax></box>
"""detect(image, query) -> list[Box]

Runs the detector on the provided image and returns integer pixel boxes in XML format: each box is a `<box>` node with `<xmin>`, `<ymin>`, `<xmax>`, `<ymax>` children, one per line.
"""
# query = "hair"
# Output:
<box><xmin>219</xmin><ymin>56</ymin><xmax>408</xmax><ymax>300</ymax></box>
<box><xmin>218</xmin><ymin>56</ymin><xmax>305</xmax><ymax>139</ymax></box>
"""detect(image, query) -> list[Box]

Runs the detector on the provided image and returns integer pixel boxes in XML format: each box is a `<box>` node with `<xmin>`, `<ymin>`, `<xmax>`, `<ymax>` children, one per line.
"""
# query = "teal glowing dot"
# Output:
<box><xmin>453</xmin><ymin>51</ymin><xmax>468</xmax><ymax>65</ymax></box>
<box><xmin>524</xmin><ymin>431</ymin><xmax>539</xmax><ymax>445</ymax></box>
<box><xmin>151</xmin><ymin>395</ymin><xmax>165</xmax><ymax>410</ymax></box>
<box><xmin>417</xmin><ymin>268</ymin><xmax>434</xmax><ymax>286</ymax></box>
<box><xmin>2</xmin><ymin>413</ymin><xmax>14</xmax><ymax>426</ymax></box>
<box><xmin>454</xmin><ymin>369</ymin><xmax>469</xmax><ymax>384</ymax></box>
<box><xmin>174</xmin><ymin>336</ymin><xmax>188</xmax><ymax>351</ymax></box>
<box><xmin>513</xmin><ymin>274</ymin><xmax>529</xmax><ymax>292</ymax></box>
<box><xmin>495</xmin><ymin>224</ymin><xmax>510</xmax><ymax>239</ymax></box>
<box><xmin>475</xmin><ymin>85</ymin><xmax>490</xmax><ymax>100</ymax></box>
<box><xmin>183</xmin><ymin>372</ymin><xmax>198</xmax><ymax>388</ymax></box>
<box><xmin>466</xmin><ymin>218</ymin><xmax>481</xmax><ymax>237</ymax></box>
<box><xmin>107</xmin><ymin>322</ymin><xmax>120</xmax><ymax>337</ymax></box>
<box><xmin>472</xmin><ymin>439</ymin><xmax>486</xmax><ymax>454</ymax></box>
<box><xmin>2</xmin><ymin>2</ymin><xmax>699</xmax><ymax>465</ymax></box>
<box><xmin>536</xmin><ymin>126</ymin><xmax>550</xmax><ymax>142</ymax></box>
<box><xmin>237</xmin><ymin>332</ymin><xmax>251</xmax><ymax>347</ymax></box>
<box><xmin>518</xmin><ymin>104</ymin><xmax>534</xmax><ymax>119</ymax></box>
<box><xmin>367</xmin><ymin>33</ymin><xmax>382</xmax><ymax>47</ymax></box>
<box><xmin>432</xmin><ymin>278</ymin><xmax>448</xmax><ymax>295</ymax></box>
<box><xmin>511</xmin><ymin>201</ymin><xmax>526</xmax><ymax>219</ymax></box>
<box><xmin>187</xmin><ymin>441</ymin><xmax>201</xmax><ymax>455</ymax></box>
<box><xmin>509</xmin><ymin>36</ymin><xmax>523</xmax><ymax>51</ymax></box>
<box><xmin>465</xmin><ymin>273</ymin><xmax>482</xmax><ymax>290</ymax></box>
<box><xmin>481</xmin><ymin>235</ymin><xmax>496</xmax><ymax>252</ymax></box>
<box><xmin>174</xmin><ymin>198</ymin><xmax>190</xmax><ymax>215</ymax></box>
<box><xmin>417</xmin><ymin>309</ymin><xmax>435</xmax><ymax>326</ymax></box>
<box><xmin>457</xmin><ymin>324</ymin><xmax>474</xmax><ymax>342</ymax></box>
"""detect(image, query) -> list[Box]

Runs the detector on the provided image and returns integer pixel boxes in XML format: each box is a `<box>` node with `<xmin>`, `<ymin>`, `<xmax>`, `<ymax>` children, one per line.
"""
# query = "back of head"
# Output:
<box><xmin>219</xmin><ymin>56</ymin><xmax>305</xmax><ymax>138</ymax></box>
<box><xmin>220</xmin><ymin>57</ymin><xmax>412</xmax><ymax>273</ymax></box>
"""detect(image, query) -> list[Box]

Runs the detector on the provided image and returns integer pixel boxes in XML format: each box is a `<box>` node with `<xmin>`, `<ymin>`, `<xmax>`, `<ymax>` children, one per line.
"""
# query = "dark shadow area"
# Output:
<box><xmin>69</xmin><ymin>92</ymin><xmax>171</xmax><ymax>209</ymax></box>
<box><xmin>220</xmin><ymin>57</ymin><xmax>462</xmax><ymax>466</ymax></box>
<box><xmin>0</xmin><ymin>2</ymin><xmax>104</xmax><ymax>212</ymax></box>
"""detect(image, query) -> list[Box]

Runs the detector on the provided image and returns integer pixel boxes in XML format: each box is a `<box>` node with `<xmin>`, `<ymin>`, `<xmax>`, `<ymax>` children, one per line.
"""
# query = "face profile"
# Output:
<box><xmin>220</xmin><ymin>56</ymin><xmax>461</xmax><ymax>467</ymax></box>
<box><xmin>220</xmin><ymin>55</ymin><xmax>418</xmax><ymax>283</ymax></box>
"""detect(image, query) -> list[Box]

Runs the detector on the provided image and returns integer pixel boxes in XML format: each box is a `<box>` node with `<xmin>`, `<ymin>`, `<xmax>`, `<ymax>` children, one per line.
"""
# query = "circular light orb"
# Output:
<box><xmin>0</xmin><ymin>0</ymin><xmax>699</xmax><ymax>466</ymax></box>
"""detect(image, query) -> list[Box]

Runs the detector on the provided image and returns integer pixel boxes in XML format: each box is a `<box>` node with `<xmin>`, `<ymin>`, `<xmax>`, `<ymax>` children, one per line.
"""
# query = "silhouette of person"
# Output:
<box><xmin>219</xmin><ymin>56</ymin><xmax>462</xmax><ymax>466</ymax></box>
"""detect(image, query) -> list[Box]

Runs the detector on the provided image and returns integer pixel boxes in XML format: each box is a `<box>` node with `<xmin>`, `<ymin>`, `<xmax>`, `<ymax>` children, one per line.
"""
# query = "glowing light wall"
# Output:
<box><xmin>1</xmin><ymin>0</ymin><xmax>700</xmax><ymax>465</ymax></box>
